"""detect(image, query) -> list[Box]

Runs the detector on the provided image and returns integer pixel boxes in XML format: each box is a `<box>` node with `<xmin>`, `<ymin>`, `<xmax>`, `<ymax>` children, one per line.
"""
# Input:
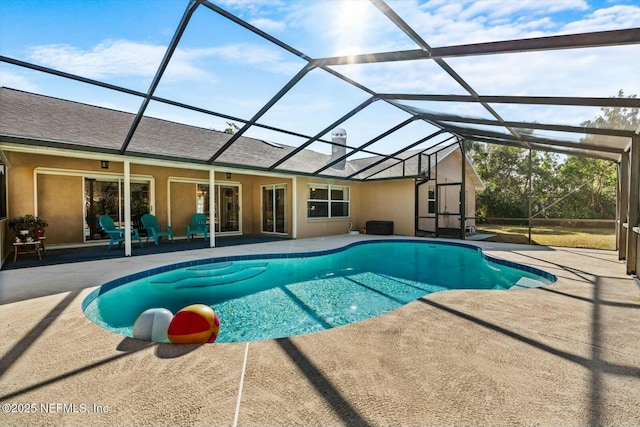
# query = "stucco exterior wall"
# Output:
<box><xmin>37</xmin><ymin>174</ymin><xmax>84</xmax><ymax>243</ymax></box>
<box><xmin>295</xmin><ymin>177</ymin><xmax>362</xmax><ymax>239</ymax></box>
<box><xmin>7</xmin><ymin>163</ymin><xmax>36</xmax><ymax>218</ymax></box>
<box><xmin>360</xmin><ymin>179</ymin><xmax>415</xmax><ymax>236</ymax></box>
<box><xmin>2</xmin><ymin>147</ymin><xmax>479</xmax><ymax>255</ymax></box>
<box><xmin>5</xmin><ymin>152</ymin><xmax>100</xmax><ymax>245</ymax></box>
<box><xmin>235</xmin><ymin>174</ymin><xmax>255</xmax><ymax>235</ymax></box>
<box><xmin>170</xmin><ymin>181</ymin><xmax>197</xmax><ymax>238</ymax></box>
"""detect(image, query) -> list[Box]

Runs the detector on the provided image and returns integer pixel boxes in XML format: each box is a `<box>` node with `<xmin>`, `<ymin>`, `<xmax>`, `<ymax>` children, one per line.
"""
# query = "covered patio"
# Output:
<box><xmin>1</xmin><ymin>234</ymin><xmax>289</xmax><ymax>272</ymax></box>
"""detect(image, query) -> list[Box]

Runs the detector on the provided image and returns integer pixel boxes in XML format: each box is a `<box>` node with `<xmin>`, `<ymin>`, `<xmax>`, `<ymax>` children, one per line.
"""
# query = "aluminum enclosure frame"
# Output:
<box><xmin>1</xmin><ymin>0</ymin><xmax>639</xmax><ymax>271</ymax></box>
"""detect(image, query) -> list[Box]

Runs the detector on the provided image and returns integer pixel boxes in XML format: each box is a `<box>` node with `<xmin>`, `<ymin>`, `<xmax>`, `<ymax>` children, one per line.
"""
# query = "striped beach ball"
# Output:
<box><xmin>167</xmin><ymin>304</ymin><xmax>220</xmax><ymax>344</ymax></box>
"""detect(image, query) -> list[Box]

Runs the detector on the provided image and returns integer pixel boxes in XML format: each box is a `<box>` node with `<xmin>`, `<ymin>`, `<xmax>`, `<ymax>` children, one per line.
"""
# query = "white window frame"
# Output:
<box><xmin>307</xmin><ymin>183</ymin><xmax>350</xmax><ymax>219</ymax></box>
<box><xmin>427</xmin><ymin>184</ymin><xmax>436</xmax><ymax>216</ymax></box>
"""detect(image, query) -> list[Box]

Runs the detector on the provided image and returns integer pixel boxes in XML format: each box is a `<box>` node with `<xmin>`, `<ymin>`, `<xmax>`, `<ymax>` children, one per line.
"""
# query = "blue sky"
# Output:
<box><xmin>1</xmin><ymin>0</ymin><xmax>639</xmax><ymax>157</ymax></box>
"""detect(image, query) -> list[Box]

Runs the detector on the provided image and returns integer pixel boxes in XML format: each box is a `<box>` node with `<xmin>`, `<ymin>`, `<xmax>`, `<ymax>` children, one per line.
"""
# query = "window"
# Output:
<box><xmin>427</xmin><ymin>185</ymin><xmax>436</xmax><ymax>216</ymax></box>
<box><xmin>308</xmin><ymin>184</ymin><xmax>349</xmax><ymax>218</ymax></box>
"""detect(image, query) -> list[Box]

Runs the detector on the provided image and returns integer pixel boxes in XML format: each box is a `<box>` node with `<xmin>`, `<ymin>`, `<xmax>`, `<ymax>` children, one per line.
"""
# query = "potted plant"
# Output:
<box><xmin>35</xmin><ymin>216</ymin><xmax>48</xmax><ymax>238</ymax></box>
<box><xmin>8</xmin><ymin>215</ymin><xmax>48</xmax><ymax>241</ymax></box>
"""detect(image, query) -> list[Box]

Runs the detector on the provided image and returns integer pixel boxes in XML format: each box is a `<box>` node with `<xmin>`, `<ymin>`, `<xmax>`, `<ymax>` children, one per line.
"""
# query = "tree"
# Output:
<box><xmin>581</xmin><ymin>90</ymin><xmax>639</xmax><ymax>132</ymax></box>
<box><xmin>466</xmin><ymin>91</ymin><xmax>638</xmax><ymax>220</ymax></box>
<box><xmin>549</xmin><ymin>91</ymin><xmax>638</xmax><ymax>218</ymax></box>
<box><xmin>552</xmin><ymin>156</ymin><xmax>616</xmax><ymax>218</ymax></box>
<box><xmin>465</xmin><ymin>141</ymin><xmax>559</xmax><ymax>219</ymax></box>
<box><xmin>224</xmin><ymin>122</ymin><xmax>240</xmax><ymax>135</ymax></box>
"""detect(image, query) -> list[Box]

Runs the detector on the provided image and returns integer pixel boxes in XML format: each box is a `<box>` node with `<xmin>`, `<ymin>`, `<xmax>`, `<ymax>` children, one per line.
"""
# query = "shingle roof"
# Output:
<box><xmin>0</xmin><ymin>87</ymin><xmax>467</xmax><ymax>181</ymax></box>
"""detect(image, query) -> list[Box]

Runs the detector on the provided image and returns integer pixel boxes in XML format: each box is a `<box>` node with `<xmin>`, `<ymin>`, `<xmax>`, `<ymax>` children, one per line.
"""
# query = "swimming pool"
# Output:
<box><xmin>82</xmin><ymin>240</ymin><xmax>556</xmax><ymax>343</ymax></box>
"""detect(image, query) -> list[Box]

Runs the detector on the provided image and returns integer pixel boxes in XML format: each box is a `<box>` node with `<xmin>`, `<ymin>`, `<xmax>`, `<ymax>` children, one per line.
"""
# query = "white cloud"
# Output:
<box><xmin>206</xmin><ymin>43</ymin><xmax>301</xmax><ymax>74</ymax></box>
<box><xmin>325</xmin><ymin>0</ymin><xmax>639</xmax><ymax>128</ymax></box>
<box><xmin>215</xmin><ymin>0</ymin><xmax>290</xmax><ymax>36</ymax></box>
<box><xmin>560</xmin><ymin>5</ymin><xmax>640</xmax><ymax>33</ymax></box>
<box><xmin>0</xmin><ymin>69</ymin><xmax>39</xmax><ymax>92</ymax></box>
<box><xmin>332</xmin><ymin>60</ymin><xmax>463</xmax><ymax>94</ymax></box>
<box><xmin>459</xmin><ymin>0</ymin><xmax>589</xmax><ymax>20</ymax></box>
<box><xmin>249</xmin><ymin>17</ymin><xmax>286</xmax><ymax>32</ymax></box>
<box><xmin>216</xmin><ymin>0</ymin><xmax>284</xmax><ymax>16</ymax></box>
<box><xmin>25</xmin><ymin>39</ymin><xmax>300</xmax><ymax>84</ymax></box>
<box><xmin>387</xmin><ymin>0</ymin><xmax>640</xmax><ymax>49</ymax></box>
<box><xmin>444</xmin><ymin>43</ymin><xmax>639</xmax><ymax>123</ymax></box>
<box><xmin>27</xmin><ymin>40</ymin><xmax>205</xmax><ymax>81</ymax></box>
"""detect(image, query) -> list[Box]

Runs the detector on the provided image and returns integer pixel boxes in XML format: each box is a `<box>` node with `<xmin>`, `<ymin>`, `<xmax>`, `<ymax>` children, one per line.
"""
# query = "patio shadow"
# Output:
<box><xmin>417</xmin><ymin>291</ymin><xmax>640</xmax><ymax>427</ymax></box>
<box><xmin>277</xmin><ymin>337</ymin><xmax>373</xmax><ymax>427</ymax></box>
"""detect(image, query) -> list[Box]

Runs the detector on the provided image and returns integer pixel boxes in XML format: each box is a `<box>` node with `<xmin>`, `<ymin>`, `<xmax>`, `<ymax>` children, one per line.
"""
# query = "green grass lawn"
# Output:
<box><xmin>476</xmin><ymin>224</ymin><xmax>616</xmax><ymax>250</ymax></box>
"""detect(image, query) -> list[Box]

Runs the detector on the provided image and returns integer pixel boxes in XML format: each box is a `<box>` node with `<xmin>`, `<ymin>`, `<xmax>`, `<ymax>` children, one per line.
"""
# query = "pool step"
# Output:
<box><xmin>150</xmin><ymin>262</ymin><xmax>268</xmax><ymax>288</ymax></box>
<box><xmin>509</xmin><ymin>277</ymin><xmax>545</xmax><ymax>290</ymax></box>
<box><xmin>186</xmin><ymin>262</ymin><xmax>233</xmax><ymax>272</ymax></box>
<box><xmin>151</xmin><ymin>262</ymin><xmax>267</xmax><ymax>283</ymax></box>
<box><xmin>174</xmin><ymin>266</ymin><xmax>267</xmax><ymax>289</ymax></box>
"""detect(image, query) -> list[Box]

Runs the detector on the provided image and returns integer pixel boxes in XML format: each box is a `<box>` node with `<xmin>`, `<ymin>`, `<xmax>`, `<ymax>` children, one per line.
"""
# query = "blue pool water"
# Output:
<box><xmin>82</xmin><ymin>240</ymin><xmax>556</xmax><ymax>343</ymax></box>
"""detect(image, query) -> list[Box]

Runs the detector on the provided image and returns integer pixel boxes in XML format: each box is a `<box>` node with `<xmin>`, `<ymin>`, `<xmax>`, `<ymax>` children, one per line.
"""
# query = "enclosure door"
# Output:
<box><xmin>84</xmin><ymin>178</ymin><xmax>150</xmax><ymax>241</ymax></box>
<box><xmin>262</xmin><ymin>184</ymin><xmax>287</xmax><ymax>234</ymax></box>
<box><xmin>436</xmin><ymin>183</ymin><xmax>462</xmax><ymax>237</ymax></box>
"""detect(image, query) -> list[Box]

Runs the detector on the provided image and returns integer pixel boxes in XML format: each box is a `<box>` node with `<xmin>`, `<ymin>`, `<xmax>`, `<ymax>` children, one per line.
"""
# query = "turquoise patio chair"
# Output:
<box><xmin>98</xmin><ymin>215</ymin><xmax>143</xmax><ymax>251</ymax></box>
<box><xmin>140</xmin><ymin>214</ymin><xmax>173</xmax><ymax>246</ymax></box>
<box><xmin>186</xmin><ymin>213</ymin><xmax>209</xmax><ymax>241</ymax></box>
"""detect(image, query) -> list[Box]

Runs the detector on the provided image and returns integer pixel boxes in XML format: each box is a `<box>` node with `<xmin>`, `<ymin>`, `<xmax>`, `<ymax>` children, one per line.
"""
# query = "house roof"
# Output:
<box><xmin>0</xmin><ymin>87</ymin><xmax>477</xmax><ymax>182</ymax></box>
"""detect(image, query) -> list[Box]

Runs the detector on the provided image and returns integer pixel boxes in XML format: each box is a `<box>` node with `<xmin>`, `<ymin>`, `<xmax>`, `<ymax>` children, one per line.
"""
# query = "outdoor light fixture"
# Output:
<box><xmin>226</xmin><ymin>172</ymin><xmax>231</xmax><ymax>179</ymax></box>
<box><xmin>100</xmin><ymin>160</ymin><xmax>109</xmax><ymax>169</ymax></box>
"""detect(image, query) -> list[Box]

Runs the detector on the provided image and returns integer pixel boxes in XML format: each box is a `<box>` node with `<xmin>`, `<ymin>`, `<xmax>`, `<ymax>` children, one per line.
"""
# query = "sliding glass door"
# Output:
<box><xmin>219</xmin><ymin>185</ymin><xmax>240</xmax><ymax>233</ymax></box>
<box><xmin>196</xmin><ymin>183</ymin><xmax>241</xmax><ymax>234</ymax></box>
<box><xmin>84</xmin><ymin>178</ymin><xmax>150</xmax><ymax>241</ymax></box>
<box><xmin>262</xmin><ymin>184</ymin><xmax>287</xmax><ymax>234</ymax></box>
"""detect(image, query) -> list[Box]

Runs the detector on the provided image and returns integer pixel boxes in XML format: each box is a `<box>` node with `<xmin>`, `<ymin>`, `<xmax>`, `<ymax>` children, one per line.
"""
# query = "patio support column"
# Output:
<box><xmin>528</xmin><ymin>149</ymin><xmax>532</xmax><ymax>244</ymax></box>
<box><xmin>292</xmin><ymin>176</ymin><xmax>298</xmax><ymax>239</ymax></box>
<box><xmin>209</xmin><ymin>168</ymin><xmax>215</xmax><ymax>248</ymax></box>
<box><xmin>123</xmin><ymin>160</ymin><xmax>132</xmax><ymax>257</ymax></box>
<box><xmin>619</xmin><ymin>150</ymin><xmax>629</xmax><ymax>260</ymax></box>
<box><xmin>626</xmin><ymin>135</ymin><xmax>639</xmax><ymax>275</ymax></box>
<box><xmin>615</xmin><ymin>160</ymin><xmax>621</xmax><ymax>252</ymax></box>
<box><xmin>459</xmin><ymin>139</ymin><xmax>466</xmax><ymax>240</ymax></box>
<box><xmin>435</xmin><ymin>150</ymin><xmax>439</xmax><ymax>237</ymax></box>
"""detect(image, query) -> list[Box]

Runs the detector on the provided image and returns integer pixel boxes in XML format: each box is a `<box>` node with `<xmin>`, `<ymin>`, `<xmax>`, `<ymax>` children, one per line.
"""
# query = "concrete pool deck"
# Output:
<box><xmin>1</xmin><ymin>235</ymin><xmax>639</xmax><ymax>426</ymax></box>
